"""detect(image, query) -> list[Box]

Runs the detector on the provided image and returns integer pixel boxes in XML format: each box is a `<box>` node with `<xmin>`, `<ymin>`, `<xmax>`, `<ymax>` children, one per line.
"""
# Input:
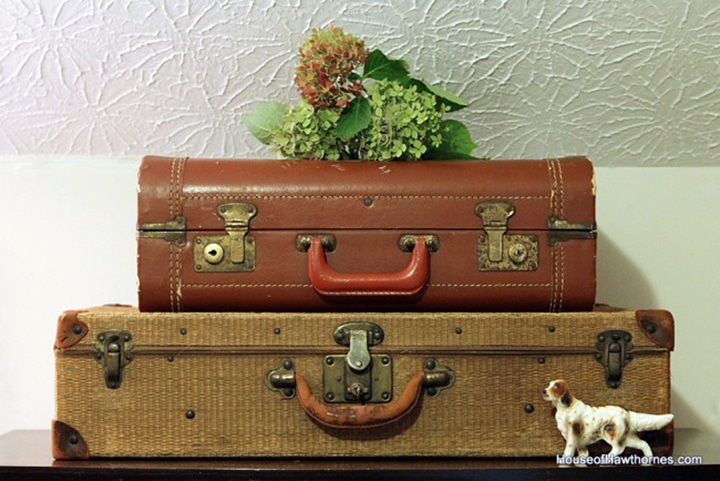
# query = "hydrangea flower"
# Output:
<box><xmin>294</xmin><ymin>26</ymin><xmax>369</xmax><ymax>109</ymax></box>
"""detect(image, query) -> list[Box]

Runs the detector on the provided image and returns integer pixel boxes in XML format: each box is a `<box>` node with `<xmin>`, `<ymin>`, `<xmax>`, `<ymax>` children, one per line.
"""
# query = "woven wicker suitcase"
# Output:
<box><xmin>53</xmin><ymin>306</ymin><xmax>672</xmax><ymax>458</ymax></box>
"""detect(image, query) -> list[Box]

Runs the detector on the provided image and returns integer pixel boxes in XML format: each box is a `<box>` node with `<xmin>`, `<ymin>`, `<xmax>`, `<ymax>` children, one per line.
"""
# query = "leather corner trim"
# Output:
<box><xmin>636</xmin><ymin>310</ymin><xmax>675</xmax><ymax>351</ymax></box>
<box><xmin>51</xmin><ymin>420</ymin><xmax>89</xmax><ymax>459</ymax></box>
<box><xmin>54</xmin><ymin>310</ymin><xmax>89</xmax><ymax>350</ymax></box>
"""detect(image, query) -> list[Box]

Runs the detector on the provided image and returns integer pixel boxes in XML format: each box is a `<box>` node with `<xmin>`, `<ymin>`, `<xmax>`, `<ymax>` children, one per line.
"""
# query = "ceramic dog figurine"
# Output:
<box><xmin>542</xmin><ymin>379</ymin><xmax>673</xmax><ymax>464</ymax></box>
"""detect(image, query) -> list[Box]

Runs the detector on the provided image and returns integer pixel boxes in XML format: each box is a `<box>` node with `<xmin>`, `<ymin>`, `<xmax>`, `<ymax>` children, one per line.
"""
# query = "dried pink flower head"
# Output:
<box><xmin>294</xmin><ymin>25</ymin><xmax>369</xmax><ymax>109</ymax></box>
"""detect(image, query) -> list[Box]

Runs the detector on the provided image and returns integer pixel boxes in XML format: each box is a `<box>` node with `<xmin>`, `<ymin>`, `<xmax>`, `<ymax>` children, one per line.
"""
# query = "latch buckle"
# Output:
<box><xmin>94</xmin><ymin>330</ymin><xmax>134</xmax><ymax>389</ymax></box>
<box><xmin>476</xmin><ymin>201</ymin><xmax>539</xmax><ymax>271</ymax></box>
<box><xmin>324</xmin><ymin>322</ymin><xmax>392</xmax><ymax>404</ymax></box>
<box><xmin>194</xmin><ymin>203</ymin><xmax>257</xmax><ymax>272</ymax></box>
<box><xmin>596</xmin><ymin>330</ymin><xmax>634</xmax><ymax>388</ymax></box>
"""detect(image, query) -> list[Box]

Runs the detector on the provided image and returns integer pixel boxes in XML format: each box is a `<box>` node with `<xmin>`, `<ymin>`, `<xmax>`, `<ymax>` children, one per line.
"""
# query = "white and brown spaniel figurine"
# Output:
<box><xmin>542</xmin><ymin>379</ymin><xmax>673</xmax><ymax>463</ymax></box>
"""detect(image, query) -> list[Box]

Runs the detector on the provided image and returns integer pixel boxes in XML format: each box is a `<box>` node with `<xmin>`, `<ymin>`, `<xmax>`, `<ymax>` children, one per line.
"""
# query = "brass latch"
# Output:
<box><xmin>476</xmin><ymin>201</ymin><xmax>538</xmax><ymax>271</ymax></box>
<box><xmin>324</xmin><ymin>322</ymin><xmax>392</xmax><ymax>403</ymax></box>
<box><xmin>95</xmin><ymin>330</ymin><xmax>134</xmax><ymax>389</ymax></box>
<box><xmin>194</xmin><ymin>203</ymin><xmax>257</xmax><ymax>272</ymax></box>
<box><xmin>596</xmin><ymin>330</ymin><xmax>634</xmax><ymax>388</ymax></box>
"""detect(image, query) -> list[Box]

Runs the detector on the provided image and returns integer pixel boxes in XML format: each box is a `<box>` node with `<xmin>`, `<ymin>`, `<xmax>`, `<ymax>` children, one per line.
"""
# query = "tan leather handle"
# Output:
<box><xmin>306</xmin><ymin>237</ymin><xmax>430</xmax><ymax>297</ymax></box>
<box><xmin>295</xmin><ymin>372</ymin><xmax>426</xmax><ymax>429</ymax></box>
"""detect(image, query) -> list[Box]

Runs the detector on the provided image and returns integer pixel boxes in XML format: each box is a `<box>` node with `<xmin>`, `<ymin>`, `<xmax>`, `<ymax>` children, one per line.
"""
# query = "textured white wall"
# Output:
<box><xmin>1</xmin><ymin>0</ymin><xmax>719</xmax><ymax>164</ymax></box>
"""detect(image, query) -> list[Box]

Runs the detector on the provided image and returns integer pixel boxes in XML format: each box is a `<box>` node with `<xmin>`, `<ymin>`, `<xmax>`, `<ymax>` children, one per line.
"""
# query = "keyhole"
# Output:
<box><xmin>203</xmin><ymin>243</ymin><xmax>224</xmax><ymax>264</ymax></box>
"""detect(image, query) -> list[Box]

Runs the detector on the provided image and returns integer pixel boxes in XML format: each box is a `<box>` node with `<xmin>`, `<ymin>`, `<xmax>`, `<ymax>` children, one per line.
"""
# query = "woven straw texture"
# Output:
<box><xmin>55</xmin><ymin>308</ymin><xmax>670</xmax><ymax>457</ymax></box>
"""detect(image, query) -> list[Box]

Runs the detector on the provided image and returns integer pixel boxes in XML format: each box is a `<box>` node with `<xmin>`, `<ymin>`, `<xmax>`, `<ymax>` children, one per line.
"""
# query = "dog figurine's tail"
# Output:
<box><xmin>629</xmin><ymin>412</ymin><xmax>674</xmax><ymax>432</ymax></box>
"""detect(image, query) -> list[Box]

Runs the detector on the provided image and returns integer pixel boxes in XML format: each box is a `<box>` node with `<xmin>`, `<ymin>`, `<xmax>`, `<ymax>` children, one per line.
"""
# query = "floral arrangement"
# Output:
<box><xmin>242</xmin><ymin>26</ymin><xmax>477</xmax><ymax>161</ymax></box>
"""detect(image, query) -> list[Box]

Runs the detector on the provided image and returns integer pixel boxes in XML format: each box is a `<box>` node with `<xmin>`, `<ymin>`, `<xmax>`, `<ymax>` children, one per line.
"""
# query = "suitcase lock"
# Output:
<box><xmin>194</xmin><ymin>203</ymin><xmax>257</xmax><ymax>272</ymax></box>
<box><xmin>476</xmin><ymin>202</ymin><xmax>539</xmax><ymax>272</ymax></box>
<box><xmin>596</xmin><ymin>330</ymin><xmax>634</xmax><ymax>388</ymax></box>
<box><xmin>323</xmin><ymin>322</ymin><xmax>392</xmax><ymax>404</ymax></box>
<box><xmin>94</xmin><ymin>330</ymin><xmax>134</xmax><ymax>389</ymax></box>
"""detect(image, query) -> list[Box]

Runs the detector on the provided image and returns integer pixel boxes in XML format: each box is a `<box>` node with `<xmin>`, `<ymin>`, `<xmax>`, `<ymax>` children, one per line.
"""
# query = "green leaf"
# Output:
<box><xmin>335</xmin><ymin>97</ymin><xmax>371</xmax><ymax>141</ymax></box>
<box><xmin>413</xmin><ymin>79</ymin><xmax>469</xmax><ymax>112</ymax></box>
<box><xmin>363</xmin><ymin>49</ymin><xmax>410</xmax><ymax>81</ymax></box>
<box><xmin>241</xmin><ymin>102</ymin><xmax>289</xmax><ymax>144</ymax></box>
<box><xmin>425</xmin><ymin>119</ymin><xmax>478</xmax><ymax>159</ymax></box>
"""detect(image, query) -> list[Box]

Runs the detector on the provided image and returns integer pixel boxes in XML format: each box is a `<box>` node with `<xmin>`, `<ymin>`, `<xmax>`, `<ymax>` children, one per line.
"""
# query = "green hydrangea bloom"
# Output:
<box><xmin>359</xmin><ymin>80</ymin><xmax>445</xmax><ymax>161</ymax></box>
<box><xmin>270</xmin><ymin>100</ymin><xmax>343</xmax><ymax>160</ymax></box>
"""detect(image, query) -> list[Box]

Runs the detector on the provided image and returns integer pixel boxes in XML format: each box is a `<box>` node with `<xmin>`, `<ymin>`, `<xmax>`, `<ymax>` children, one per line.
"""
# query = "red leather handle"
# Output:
<box><xmin>306</xmin><ymin>237</ymin><xmax>430</xmax><ymax>296</ymax></box>
<box><xmin>295</xmin><ymin>372</ymin><xmax>426</xmax><ymax>429</ymax></box>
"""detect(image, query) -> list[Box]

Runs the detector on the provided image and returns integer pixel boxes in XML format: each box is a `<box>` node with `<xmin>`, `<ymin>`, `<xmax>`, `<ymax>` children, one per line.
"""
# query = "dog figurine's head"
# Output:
<box><xmin>542</xmin><ymin>379</ymin><xmax>575</xmax><ymax>408</ymax></box>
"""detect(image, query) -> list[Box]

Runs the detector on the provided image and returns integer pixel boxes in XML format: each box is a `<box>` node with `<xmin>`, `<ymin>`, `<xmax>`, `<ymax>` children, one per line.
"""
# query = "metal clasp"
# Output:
<box><xmin>94</xmin><ymin>330</ymin><xmax>134</xmax><ymax>389</ymax></box>
<box><xmin>324</xmin><ymin>322</ymin><xmax>391</xmax><ymax>404</ymax></box>
<box><xmin>596</xmin><ymin>330</ymin><xmax>634</xmax><ymax>388</ymax></box>
<box><xmin>194</xmin><ymin>203</ymin><xmax>257</xmax><ymax>272</ymax></box>
<box><xmin>476</xmin><ymin>201</ymin><xmax>539</xmax><ymax>271</ymax></box>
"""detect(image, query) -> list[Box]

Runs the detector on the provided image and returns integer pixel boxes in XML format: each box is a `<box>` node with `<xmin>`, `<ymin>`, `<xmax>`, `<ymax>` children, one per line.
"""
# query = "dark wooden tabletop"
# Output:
<box><xmin>1</xmin><ymin>428</ymin><xmax>718</xmax><ymax>480</ymax></box>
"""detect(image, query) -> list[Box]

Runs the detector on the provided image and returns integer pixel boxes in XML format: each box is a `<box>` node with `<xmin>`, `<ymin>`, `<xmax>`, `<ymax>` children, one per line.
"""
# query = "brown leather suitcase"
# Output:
<box><xmin>137</xmin><ymin>156</ymin><xmax>596</xmax><ymax>312</ymax></box>
<box><xmin>53</xmin><ymin>306</ymin><xmax>673</xmax><ymax>458</ymax></box>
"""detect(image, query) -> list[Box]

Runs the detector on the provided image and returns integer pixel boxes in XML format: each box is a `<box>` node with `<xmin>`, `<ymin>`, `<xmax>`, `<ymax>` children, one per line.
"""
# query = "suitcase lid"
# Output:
<box><xmin>136</xmin><ymin>157</ymin><xmax>595</xmax><ymax>233</ymax></box>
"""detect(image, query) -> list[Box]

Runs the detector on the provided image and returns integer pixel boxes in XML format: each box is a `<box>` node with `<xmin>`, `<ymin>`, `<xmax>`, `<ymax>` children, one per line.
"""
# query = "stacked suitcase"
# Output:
<box><xmin>52</xmin><ymin>156</ymin><xmax>673</xmax><ymax>459</ymax></box>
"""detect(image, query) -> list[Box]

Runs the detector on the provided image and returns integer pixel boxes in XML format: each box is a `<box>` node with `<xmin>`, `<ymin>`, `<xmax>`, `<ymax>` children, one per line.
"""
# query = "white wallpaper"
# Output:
<box><xmin>1</xmin><ymin>0</ymin><xmax>719</xmax><ymax>165</ymax></box>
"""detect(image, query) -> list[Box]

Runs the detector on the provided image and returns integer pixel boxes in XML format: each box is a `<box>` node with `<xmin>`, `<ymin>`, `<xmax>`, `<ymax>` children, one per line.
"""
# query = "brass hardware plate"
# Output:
<box><xmin>324</xmin><ymin>354</ymin><xmax>393</xmax><ymax>403</ymax></box>
<box><xmin>194</xmin><ymin>203</ymin><xmax>257</xmax><ymax>272</ymax></box>
<box><xmin>548</xmin><ymin>216</ymin><xmax>597</xmax><ymax>246</ymax></box>
<box><xmin>476</xmin><ymin>201</ymin><xmax>538</xmax><ymax>271</ymax></box>
<box><xmin>265</xmin><ymin>359</ymin><xmax>297</xmax><ymax>399</ymax></box>
<box><xmin>137</xmin><ymin>216</ymin><xmax>187</xmax><ymax>245</ymax></box>
<box><xmin>478</xmin><ymin>234</ymin><xmax>539</xmax><ymax>271</ymax></box>
<box><xmin>295</xmin><ymin>234</ymin><xmax>337</xmax><ymax>252</ymax></box>
<box><xmin>398</xmin><ymin>234</ymin><xmax>440</xmax><ymax>252</ymax></box>
<box><xmin>323</xmin><ymin>322</ymin><xmax>391</xmax><ymax>404</ymax></box>
<box><xmin>423</xmin><ymin>358</ymin><xmax>455</xmax><ymax>397</ymax></box>
<box><xmin>94</xmin><ymin>330</ymin><xmax>134</xmax><ymax>389</ymax></box>
<box><xmin>596</xmin><ymin>330</ymin><xmax>634</xmax><ymax>389</ymax></box>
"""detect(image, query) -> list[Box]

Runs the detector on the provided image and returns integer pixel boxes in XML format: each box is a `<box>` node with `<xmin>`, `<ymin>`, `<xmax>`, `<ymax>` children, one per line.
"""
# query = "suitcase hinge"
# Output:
<box><xmin>194</xmin><ymin>203</ymin><xmax>257</xmax><ymax>272</ymax></box>
<box><xmin>137</xmin><ymin>216</ymin><xmax>187</xmax><ymax>245</ymax></box>
<box><xmin>596</xmin><ymin>330</ymin><xmax>634</xmax><ymax>389</ymax></box>
<box><xmin>476</xmin><ymin>201</ymin><xmax>538</xmax><ymax>271</ymax></box>
<box><xmin>547</xmin><ymin>216</ymin><xmax>597</xmax><ymax>246</ymax></box>
<box><xmin>94</xmin><ymin>330</ymin><xmax>134</xmax><ymax>389</ymax></box>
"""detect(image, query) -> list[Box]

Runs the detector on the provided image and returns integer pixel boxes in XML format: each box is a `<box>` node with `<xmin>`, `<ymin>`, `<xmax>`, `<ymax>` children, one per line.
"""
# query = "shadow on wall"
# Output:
<box><xmin>597</xmin><ymin>232</ymin><xmax>712</xmax><ymax>436</ymax></box>
<box><xmin>596</xmin><ymin>232</ymin><xmax>658</xmax><ymax>309</ymax></box>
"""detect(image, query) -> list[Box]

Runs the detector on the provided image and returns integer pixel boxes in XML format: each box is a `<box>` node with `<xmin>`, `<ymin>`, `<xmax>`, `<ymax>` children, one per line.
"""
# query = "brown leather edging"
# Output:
<box><xmin>636</xmin><ymin>310</ymin><xmax>675</xmax><ymax>351</ymax></box>
<box><xmin>51</xmin><ymin>420</ymin><xmax>89</xmax><ymax>459</ymax></box>
<box><xmin>296</xmin><ymin>372</ymin><xmax>426</xmax><ymax>429</ymax></box>
<box><xmin>54</xmin><ymin>310</ymin><xmax>89</xmax><ymax>350</ymax></box>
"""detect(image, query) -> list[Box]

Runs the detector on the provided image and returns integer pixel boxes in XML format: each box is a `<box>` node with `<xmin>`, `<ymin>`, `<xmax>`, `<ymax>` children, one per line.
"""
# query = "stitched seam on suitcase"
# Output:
<box><xmin>181</xmin><ymin>194</ymin><xmax>552</xmax><ymax>201</ymax></box>
<box><xmin>181</xmin><ymin>282</ymin><xmax>553</xmax><ymax>288</ymax></box>
<box><xmin>168</xmin><ymin>157</ymin><xmax>186</xmax><ymax>312</ymax></box>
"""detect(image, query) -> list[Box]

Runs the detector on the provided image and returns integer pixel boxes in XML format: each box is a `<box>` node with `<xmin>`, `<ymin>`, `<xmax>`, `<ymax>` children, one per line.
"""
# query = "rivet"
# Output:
<box><xmin>598</xmin><ymin>334</ymin><xmax>606</xmax><ymax>342</ymax></box>
<box><xmin>180</xmin><ymin>328</ymin><xmax>187</xmax><ymax>335</ymax></box>
<box><xmin>609</xmin><ymin>381</ymin><xmax>619</xmax><ymax>389</ymax></box>
<box><xmin>624</xmin><ymin>334</ymin><xmax>632</xmax><ymax>342</ymax></box>
<box><xmin>273</xmin><ymin>328</ymin><xmax>281</xmax><ymax>335</ymax></box>
<box><xmin>548</xmin><ymin>326</ymin><xmax>556</xmax><ymax>333</ymax></box>
<box><xmin>72</xmin><ymin>325</ymin><xmax>83</xmax><ymax>335</ymax></box>
<box><xmin>537</xmin><ymin>357</ymin><xmax>546</xmax><ymax>364</ymax></box>
<box><xmin>595</xmin><ymin>353</ymin><xmax>603</xmax><ymax>361</ymax></box>
<box><xmin>455</xmin><ymin>327</ymin><xmax>463</xmax><ymax>335</ymax></box>
<box><xmin>283</xmin><ymin>388</ymin><xmax>294</xmax><ymax>397</ymax></box>
<box><xmin>427</xmin><ymin>387</ymin><xmax>438</xmax><ymax>396</ymax></box>
<box><xmin>524</xmin><ymin>404</ymin><xmax>535</xmax><ymax>414</ymax></box>
<box><xmin>98</xmin><ymin>334</ymin><xmax>105</xmax><ymax>342</ymax></box>
<box><xmin>326</xmin><ymin>357</ymin><xmax>334</xmax><ymax>365</ymax></box>
<box><xmin>381</xmin><ymin>356</ymin><xmax>390</xmax><ymax>365</ymax></box>
<box><xmin>123</xmin><ymin>334</ymin><xmax>131</xmax><ymax>342</ymax></box>
<box><xmin>647</xmin><ymin>323</ymin><xmax>658</xmax><ymax>334</ymax></box>
<box><xmin>355</xmin><ymin>360</ymin><xmax>364</xmax><ymax>368</ymax></box>
<box><xmin>325</xmin><ymin>393</ymin><xmax>335</xmax><ymax>401</ymax></box>
<box><xmin>195</xmin><ymin>238</ymin><xmax>203</xmax><ymax>245</ymax></box>
<box><xmin>382</xmin><ymin>392</ymin><xmax>390</xmax><ymax>400</ymax></box>
<box><xmin>167</xmin><ymin>355</ymin><xmax>174</xmax><ymax>362</ymax></box>
<box><xmin>69</xmin><ymin>435</ymin><xmax>79</xmax><ymax>445</ymax></box>
<box><xmin>425</xmin><ymin>359</ymin><xmax>437</xmax><ymax>370</ymax></box>
<box><xmin>626</xmin><ymin>354</ymin><xmax>634</xmax><ymax>361</ymax></box>
<box><xmin>125</xmin><ymin>354</ymin><xmax>133</xmax><ymax>361</ymax></box>
<box><xmin>363</xmin><ymin>197</ymin><xmax>373</xmax><ymax>207</ymax></box>
<box><xmin>283</xmin><ymin>360</ymin><xmax>293</xmax><ymax>370</ymax></box>
<box><xmin>185</xmin><ymin>410</ymin><xmax>196</xmax><ymax>420</ymax></box>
